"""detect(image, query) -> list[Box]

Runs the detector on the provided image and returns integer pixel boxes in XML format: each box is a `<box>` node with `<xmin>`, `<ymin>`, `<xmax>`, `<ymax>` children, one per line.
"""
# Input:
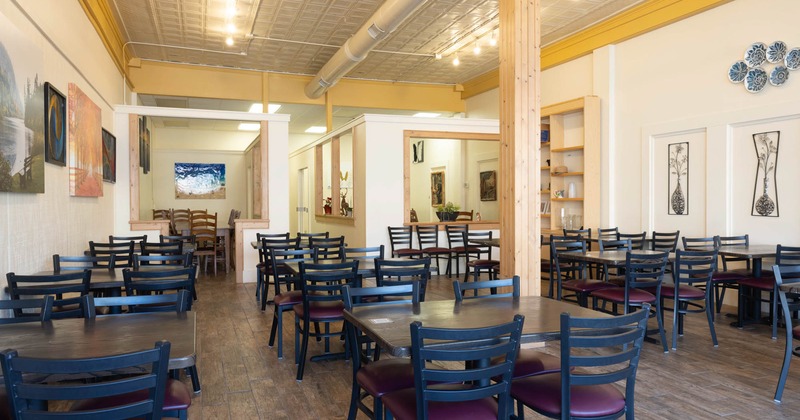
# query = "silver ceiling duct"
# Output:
<box><xmin>304</xmin><ymin>0</ymin><xmax>428</xmax><ymax>99</ymax></box>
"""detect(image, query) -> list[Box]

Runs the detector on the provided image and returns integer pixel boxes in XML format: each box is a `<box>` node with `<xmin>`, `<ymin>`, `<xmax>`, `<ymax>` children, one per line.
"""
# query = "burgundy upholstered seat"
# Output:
<box><xmin>382</xmin><ymin>384</ymin><xmax>499</xmax><ymax>420</ymax></box>
<box><xmin>793</xmin><ymin>325</ymin><xmax>800</xmax><ymax>340</ymax></box>
<box><xmin>292</xmin><ymin>300</ymin><xmax>345</xmax><ymax>320</ymax></box>
<box><xmin>562</xmin><ymin>279</ymin><xmax>614</xmax><ymax>293</ymax></box>
<box><xmin>492</xmin><ymin>349</ymin><xmax>561</xmax><ymax>380</ymax></box>
<box><xmin>660</xmin><ymin>284</ymin><xmax>706</xmax><ymax>299</ymax></box>
<box><xmin>356</xmin><ymin>359</ymin><xmax>415</xmax><ymax>397</ymax></box>
<box><xmin>738</xmin><ymin>276</ymin><xmax>776</xmax><ymax>291</ymax></box>
<box><xmin>591</xmin><ymin>287</ymin><xmax>656</xmax><ymax>304</ymax></box>
<box><xmin>511</xmin><ymin>372</ymin><xmax>625</xmax><ymax>418</ymax></box>
<box><xmin>71</xmin><ymin>378</ymin><xmax>191</xmax><ymax>413</ymax></box>
<box><xmin>273</xmin><ymin>290</ymin><xmax>302</xmax><ymax>306</ymax></box>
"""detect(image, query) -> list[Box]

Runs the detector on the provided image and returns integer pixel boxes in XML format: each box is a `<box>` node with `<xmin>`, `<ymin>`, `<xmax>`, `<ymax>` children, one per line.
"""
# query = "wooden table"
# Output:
<box><xmin>283</xmin><ymin>258</ymin><xmax>437</xmax><ymax>279</ymax></box>
<box><xmin>559</xmin><ymin>250</ymin><xmax>673</xmax><ymax>266</ymax></box>
<box><xmin>717</xmin><ymin>244</ymin><xmax>776</xmax><ymax>277</ymax></box>
<box><xmin>343</xmin><ymin>296</ymin><xmax>608</xmax><ymax>357</ymax></box>
<box><xmin>0</xmin><ymin>312</ymin><xmax>197</xmax><ymax>371</ymax></box>
<box><xmin>29</xmin><ymin>266</ymin><xmax>190</xmax><ymax>296</ymax></box>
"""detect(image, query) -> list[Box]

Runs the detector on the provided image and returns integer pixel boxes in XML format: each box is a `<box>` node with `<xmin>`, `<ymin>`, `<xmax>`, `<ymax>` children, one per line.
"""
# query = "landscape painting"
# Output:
<box><xmin>175</xmin><ymin>162</ymin><xmax>226</xmax><ymax>199</ymax></box>
<box><xmin>0</xmin><ymin>12</ymin><xmax>44</xmax><ymax>193</ymax></box>
<box><xmin>68</xmin><ymin>83</ymin><xmax>103</xmax><ymax>197</ymax></box>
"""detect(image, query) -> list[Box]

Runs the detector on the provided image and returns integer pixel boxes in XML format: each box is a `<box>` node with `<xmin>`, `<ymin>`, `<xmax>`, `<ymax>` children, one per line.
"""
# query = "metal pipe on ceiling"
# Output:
<box><xmin>304</xmin><ymin>0</ymin><xmax>428</xmax><ymax>99</ymax></box>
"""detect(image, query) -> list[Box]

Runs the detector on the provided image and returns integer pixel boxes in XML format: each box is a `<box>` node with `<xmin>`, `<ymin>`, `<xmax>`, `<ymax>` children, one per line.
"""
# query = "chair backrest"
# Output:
<box><xmin>53</xmin><ymin>254</ymin><xmax>116</xmax><ymax>271</ymax></box>
<box><xmin>6</xmin><ymin>271</ymin><xmax>91</xmax><ymax>319</ymax></box>
<box><xmin>409</xmin><ymin>315</ymin><xmax>524</xmax><ymax>419</ymax></box>
<box><xmin>375</xmin><ymin>258</ymin><xmax>432</xmax><ymax>301</ymax></box>
<box><xmin>624</xmin><ymin>251</ymin><xmax>669</xmax><ymax>301</ymax></box>
<box><xmin>191</xmin><ymin>213</ymin><xmax>218</xmax><ymax>250</ymax></box>
<box><xmin>256</xmin><ymin>232</ymin><xmax>291</xmax><ymax>241</ymax></box>
<box><xmin>416</xmin><ymin>225</ymin><xmax>441</xmax><ymax>249</ymax></box>
<box><xmin>387</xmin><ymin>226</ymin><xmax>415</xmax><ymax>252</ymax></box>
<box><xmin>298</xmin><ymin>231</ymin><xmax>330</xmax><ymax>240</ymax></box>
<box><xmin>651</xmin><ymin>230</ymin><xmax>680</xmax><ymax>251</ymax></box>
<box><xmin>674</xmin><ymin>249</ymin><xmax>718</xmax><ymax>287</ymax></box>
<box><xmin>109</xmin><ymin>235</ymin><xmax>147</xmax><ymax>253</ymax></box>
<box><xmin>153</xmin><ymin>209</ymin><xmax>171</xmax><ymax>220</ymax></box>
<box><xmin>83</xmin><ymin>290</ymin><xmax>191</xmax><ymax>317</ymax></box>
<box><xmin>550</xmin><ymin>239</ymin><xmax>587</xmax><ymax>281</ymax></box>
<box><xmin>444</xmin><ymin>224</ymin><xmax>469</xmax><ymax>248</ymax></box>
<box><xmin>122</xmin><ymin>266</ymin><xmax>196</xmax><ymax>310</ymax></box>
<box><xmin>228</xmin><ymin>209</ymin><xmax>241</xmax><ymax>229</ymax></box>
<box><xmin>597</xmin><ymin>227</ymin><xmax>619</xmax><ymax>239</ymax></box>
<box><xmin>1</xmin><ymin>341</ymin><xmax>171</xmax><ymax>419</ymax></box>
<box><xmin>309</xmin><ymin>236</ymin><xmax>346</xmax><ymax>261</ymax></box>
<box><xmin>298</xmin><ymin>260</ymin><xmax>359</xmax><ymax>309</ymax></box>
<box><xmin>564</xmin><ymin>228</ymin><xmax>592</xmax><ymax>250</ymax></box>
<box><xmin>776</xmin><ymin>244</ymin><xmax>800</xmax><ymax>266</ymax></box>
<box><xmin>463</xmin><ymin>230</ymin><xmax>493</xmax><ymax>261</ymax></box>
<box><xmin>89</xmin><ymin>241</ymin><xmax>135</xmax><ymax>268</ymax></box>
<box><xmin>258</xmin><ymin>236</ymin><xmax>300</xmax><ymax>267</ymax></box>
<box><xmin>598</xmin><ymin>238</ymin><xmax>631</xmax><ymax>252</ymax></box>
<box><xmin>269</xmin><ymin>247</ymin><xmax>317</xmax><ymax>296</ymax></box>
<box><xmin>559</xmin><ymin>306</ymin><xmax>650</xmax><ymax>418</ymax></box>
<box><xmin>189</xmin><ymin>209</ymin><xmax>208</xmax><ymax>218</ymax></box>
<box><xmin>618</xmin><ymin>232</ymin><xmax>647</xmax><ymax>250</ymax></box>
<box><xmin>774</xmin><ymin>264</ymin><xmax>800</xmax><ymax>343</ymax></box>
<box><xmin>344</xmin><ymin>245</ymin><xmax>384</xmax><ymax>262</ymax></box>
<box><xmin>453</xmin><ymin>276</ymin><xmax>520</xmax><ymax>301</ymax></box>
<box><xmin>160</xmin><ymin>234</ymin><xmax>195</xmax><ymax>246</ymax></box>
<box><xmin>172</xmin><ymin>208</ymin><xmax>190</xmax><ymax>222</ymax></box>
<box><xmin>0</xmin><ymin>296</ymin><xmax>54</xmax><ymax>324</ymax></box>
<box><xmin>681</xmin><ymin>236</ymin><xmax>719</xmax><ymax>251</ymax></box>
<box><xmin>142</xmin><ymin>241</ymin><xmax>183</xmax><ymax>257</ymax></box>
<box><xmin>717</xmin><ymin>234</ymin><xmax>750</xmax><ymax>270</ymax></box>
<box><xmin>455</xmin><ymin>210</ymin><xmax>474</xmax><ymax>221</ymax></box>
<box><xmin>133</xmin><ymin>253</ymin><xmax>192</xmax><ymax>270</ymax></box>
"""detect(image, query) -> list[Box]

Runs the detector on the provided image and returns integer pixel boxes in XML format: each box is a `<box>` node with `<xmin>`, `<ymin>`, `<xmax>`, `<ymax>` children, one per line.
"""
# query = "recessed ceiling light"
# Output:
<box><xmin>473</xmin><ymin>42</ymin><xmax>481</xmax><ymax>55</ymax></box>
<box><xmin>452</xmin><ymin>54</ymin><xmax>460</xmax><ymax>66</ymax></box>
<box><xmin>305</xmin><ymin>126</ymin><xmax>327</xmax><ymax>134</ymax></box>
<box><xmin>226</xmin><ymin>23</ymin><xmax>236</xmax><ymax>33</ymax></box>
<box><xmin>248</xmin><ymin>103</ymin><xmax>281</xmax><ymax>113</ymax></box>
<box><xmin>489</xmin><ymin>31</ymin><xmax>498</xmax><ymax>47</ymax></box>
<box><xmin>225</xmin><ymin>36</ymin><xmax>234</xmax><ymax>46</ymax></box>
<box><xmin>413</xmin><ymin>112</ymin><xmax>441</xmax><ymax>118</ymax></box>
<box><xmin>238</xmin><ymin>123</ymin><xmax>260</xmax><ymax>131</ymax></box>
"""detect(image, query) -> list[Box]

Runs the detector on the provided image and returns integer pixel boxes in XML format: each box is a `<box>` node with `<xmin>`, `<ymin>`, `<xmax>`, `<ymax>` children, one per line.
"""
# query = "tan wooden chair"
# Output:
<box><xmin>190</xmin><ymin>212</ymin><xmax>220</xmax><ymax>274</ymax></box>
<box><xmin>455</xmin><ymin>210</ymin><xmax>474</xmax><ymax>221</ymax></box>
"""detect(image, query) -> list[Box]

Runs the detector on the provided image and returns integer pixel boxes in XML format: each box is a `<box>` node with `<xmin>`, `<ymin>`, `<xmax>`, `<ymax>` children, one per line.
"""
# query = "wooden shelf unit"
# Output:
<box><xmin>540</xmin><ymin>96</ymin><xmax>600</xmax><ymax>231</ymax></box>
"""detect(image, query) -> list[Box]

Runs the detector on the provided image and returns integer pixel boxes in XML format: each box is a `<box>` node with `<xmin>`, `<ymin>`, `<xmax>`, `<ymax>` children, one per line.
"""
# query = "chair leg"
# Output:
<box><xmin>268</xmin><ymin>306</ymin><xmax>285</xmax><ymax>359</ymax></box>
<box><xmin>296</xmin><ymin>316</ymin><xmax>311</xmax><ymax>381</ymax></box>
<box><xmin>653</xmin><ymin>300</ymin><xmax>669</xmax><ymax>353</ymax></box>
<box><xmin>773</xmin><ymin>286</ymin><xmax>779</xmax><ymax>340</ymax></box>
<box><xmin>774</xmin><ymin>334</ymin><xmax>794</xmax><ymax>402</ymax></box>
<box><xmin>671</xmin><ymin>299</ymin><xmax>680</xmax><ymax>351</ymax></box>
<box><xmin>347</xmin><ymin>378</ymin><xmax>360</xmax><ymax>420</ymax></box>
<box><xmin>187</xmin><ymin>365</ymin><xmax>201</xmax><ymax>394</ymax></box>
<box><xmin>706</xmin><ymin>294</ymin><xmax>719</xmax><ymax>347</ymax></box>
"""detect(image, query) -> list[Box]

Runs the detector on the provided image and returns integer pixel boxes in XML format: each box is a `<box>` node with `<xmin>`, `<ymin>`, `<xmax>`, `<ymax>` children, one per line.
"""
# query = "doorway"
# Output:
<box><xmin>297</xmin><ymin>167</ymin><xmax>310</xmax><ymax>232</ymax></box>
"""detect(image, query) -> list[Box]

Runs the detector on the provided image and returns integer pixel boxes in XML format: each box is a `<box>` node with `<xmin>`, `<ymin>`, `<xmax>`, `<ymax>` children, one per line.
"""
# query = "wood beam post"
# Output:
<box><xmin>499</xmin><ymin>0</ymin><xmax>541</xmax><ymax>296</ymax></box>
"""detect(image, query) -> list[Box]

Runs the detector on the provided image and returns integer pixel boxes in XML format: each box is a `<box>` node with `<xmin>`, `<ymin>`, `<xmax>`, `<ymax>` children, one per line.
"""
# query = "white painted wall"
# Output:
<box><xmin>0</xmin><ymin>0</ymin><xmax>124</xmax><ymax>294</ymax></box>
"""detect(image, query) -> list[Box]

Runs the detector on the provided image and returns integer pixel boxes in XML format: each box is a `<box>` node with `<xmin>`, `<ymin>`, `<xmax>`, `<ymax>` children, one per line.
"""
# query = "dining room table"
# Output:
<box><xmin>0</xmin><ymin>311</ymin><xmax>197</xmax><ymax>372</ymax></box>
<box><xmin>343</xmin><ymin>295</ymin><xmax>609</xmax><ymax>357</ymax></box>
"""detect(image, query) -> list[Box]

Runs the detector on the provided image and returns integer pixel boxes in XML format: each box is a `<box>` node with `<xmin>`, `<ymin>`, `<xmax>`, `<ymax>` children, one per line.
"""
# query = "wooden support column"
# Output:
<box><xmin>325</xmin><ymin>91</ymin><xmax>333</xmax><ymax>132</ymax></box>
<box><xmin>499</xmin><ymin>0</ymin><xmax>541</xmax><ymax>296</ymax></box>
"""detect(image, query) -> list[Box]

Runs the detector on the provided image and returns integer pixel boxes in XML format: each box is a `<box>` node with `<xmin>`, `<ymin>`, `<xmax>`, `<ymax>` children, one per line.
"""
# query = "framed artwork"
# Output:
<box><xmin>101</xmin><ymin>128</ymin><xmax>116</xmax><ymax>183</ymax></box>
<box><xmin>67</xmin><ymin>83</ymin><xmax>102</xmax><ymax>197</ymax></box>
<box><xmin>431</xmin><ymin>171</ymin><xmax>444</xmax><ymax>206</ymax></box>
<box><xmin>175</xmin><ymin>162</ymin><xmax>226</xmax><ymax>199</ymax></box>
<box><xmin>44</xmin><ymin>82</ymin><xmax>66</xmax><ymax>166</ymax></box>
<box><xmin>667</xmin><ymin>142</ymin><xmax>688</xmax><ymax>215</ymax></box>
<box><xmin>139</xmin><ymin>116</ymin><xmax>148</xmax><ymax>173</ymax></box>
<box><xmin>480</xmin><ymin>170</ymin><xmax>497</xmax><ymax>201</ymax></box>
<box><xmin>412</xmin><ymin>140</ymin><xmax>424</xmax><ymax>163</ymax></box>
<box><xmin>143</xmin><ymin>128</ymin><xmax>151</xmax><ymax>174</ymax></box>
<box><xmin>751</xmin><ymin>131</ymin><xmax>779</xmax><ymax>217</ymax></box>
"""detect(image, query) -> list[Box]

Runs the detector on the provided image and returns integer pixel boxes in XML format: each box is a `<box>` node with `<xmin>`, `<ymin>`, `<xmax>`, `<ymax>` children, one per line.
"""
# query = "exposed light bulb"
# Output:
<box><xmin>473</xmin><ymin>42</ymin><xmax>481</xmax><ymax>55</ymax></box>
<box><xmin>452</xmin><ymin>54</ymin><xmax>460</xmax><ymax>66</ymax></box>
<box><xmin>225</xmin><ymin>36</ymin><xmax>234</xmax><ymax>46</ymax></box>
<box><xmin>489</xmin><ymin>30</ymin><xmax>497</xmax><ymax>47</ymax></box>
<box><xmin>435</xmin><ymin>53</ymin><xmax>442</xmax><ymax>60</ymax></box>
<box><xmin>226</xmin><ymin>23</ymin><xmax>236</xmax><ymax>33</ymax></box>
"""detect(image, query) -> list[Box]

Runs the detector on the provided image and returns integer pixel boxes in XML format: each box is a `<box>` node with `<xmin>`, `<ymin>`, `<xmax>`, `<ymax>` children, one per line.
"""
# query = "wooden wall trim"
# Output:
<box><xmin>129</xmin><ymin>114</ymin><xmax>139</xmax><ymax>221</ymax></box>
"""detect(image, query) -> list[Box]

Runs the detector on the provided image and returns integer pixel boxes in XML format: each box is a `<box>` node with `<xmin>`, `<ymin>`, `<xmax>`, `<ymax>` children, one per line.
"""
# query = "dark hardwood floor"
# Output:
<box><xmin>187</xmin><ymin>270</ymin><xmax>800</xmax><ymax>419</ymax></box>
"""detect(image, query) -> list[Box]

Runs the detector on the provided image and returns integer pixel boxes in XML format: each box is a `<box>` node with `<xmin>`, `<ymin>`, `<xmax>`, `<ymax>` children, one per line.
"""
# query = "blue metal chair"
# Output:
<box><xmin>0</xmin><ymin>296</ymin><xmax>54</xmax><ymax>324</ymax></box>
<box><xmin>511</xmin><ymin>305</ymin><xmax>650</xmax><ymax>419</ymax></box>
<box><xmin>375</xmin><ymin>258</ymin><xmax>431</xmax><ymax>302</ymax></box>
<box><xmin>662</xmin><ymin>249</ymin><xmax>718</xmax><ymax>350</ymax></box>
<box><xmin>267</xmin><ymin>247</ymin><xmax>315</xmax><ymax>359</ymax></box>
<box><xmin>122</xmin><ymin>266</ymin><xmax>197</xmax><ymax>311</ymax></box>
<box><xmin>343</xmin><ymin>283</ymin><xmax>420</xmax><ymax>420</ymax></box>
<box><xmin>6</xmin><ymin>271</ymin><xmax>91</xmax><ymax>319</ymax></box>
<box><xmin>381</xmin><ymin>314</ymin><xmax>524</xmax><ymax>419</ymax></box>
<box><xmin>452</xmin><ymin>275</ymin><xmax>520</xmax><ymax>300</ymax></box>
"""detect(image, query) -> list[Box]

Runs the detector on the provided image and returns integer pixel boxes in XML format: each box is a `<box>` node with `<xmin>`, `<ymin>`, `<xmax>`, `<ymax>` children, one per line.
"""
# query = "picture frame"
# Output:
<box><xmin>139</xmin><ymin>116</ymin><xmax>148</xmax><ymax>172</ymax></box>
<box><xmin>479</xmin><ymin>170</ymin><xmax>497</xmax><ymax>201</ymax></box>
<box><xmin>44</xmin><ymin>82</ymin><xmax>66</xmax><ymax>166</ymax></box>
<box><xmin>101</xmin><ymin>128</ymin><xmax>116</xmax><ymax>183</ymax></box>
<box><xmin>431</xmin><ymin>171</ymin><xmax>444</xmax><ymax>206</ymax></box>
<box><xmin>751</xmin><ymin>131</ymin><xmax>779</xmax><ymax>217</ymax></box>
<box><xmin>413</xmin><ymin>140</ymin><xmax>424</xmax><ymax>163</ymax></box>
<box><xmin>667</xmin><ymin>142</ymin><xmax>688</xmax><ymax>215</ymax></box>
<box><xmin>175</xmin><ymin>162</ymin><xmax>226</xmax><ymax>199</ymax></box>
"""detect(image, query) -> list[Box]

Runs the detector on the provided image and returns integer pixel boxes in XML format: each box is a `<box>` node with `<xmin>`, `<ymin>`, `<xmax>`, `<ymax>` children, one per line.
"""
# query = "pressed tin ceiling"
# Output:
<box><xmin>111</xmin><ymin>0</ymin><xmax>645</xmax><ymax>86</ymax></box>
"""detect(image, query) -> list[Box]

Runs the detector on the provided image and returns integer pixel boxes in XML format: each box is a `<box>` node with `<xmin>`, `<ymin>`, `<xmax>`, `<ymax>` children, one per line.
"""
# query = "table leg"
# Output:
<box><xmin>225</xmin><ymin>231</ymin><xmax>231</xmax><ymax>273</ymax></box>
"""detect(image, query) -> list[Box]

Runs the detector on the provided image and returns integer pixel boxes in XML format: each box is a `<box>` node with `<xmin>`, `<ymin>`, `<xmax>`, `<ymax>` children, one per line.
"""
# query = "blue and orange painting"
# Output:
<box><xmin>175</xmin><ymin>162</ymin><xmax>226</xmax><ymax>199</ymax></box>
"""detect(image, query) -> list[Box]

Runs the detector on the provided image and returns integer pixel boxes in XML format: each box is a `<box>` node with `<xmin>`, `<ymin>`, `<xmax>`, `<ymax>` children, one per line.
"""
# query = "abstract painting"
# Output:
<box><xmin>175</xmin><ymin>162</ymin><xmax>226</xmax><ymax>199</ymax></box>
<box><xmin>480</xmin><ymin>170</ymin><xmax>497</xmax><ymax>201</ymax></box>
<box><xmin>44</xmin><ymin>82</ymin><xmax>66</xmax><ymax>166</ymax></box>
<box><xmin>102</xmin><ymin>128</ymin><xmax>115</xmax><ymax>183</ymax></box>
<box><xmin>68</xmin><ymin>83</ymin><xmax>102</xmax><ymax>197</ymax></box>
<box><xmin>431</xmin><ymin>170</ymin><xmax>444</xmax><ymax>206</ymax></box>
<box><xmin>412</xmin><ymin>140</ymin><xmax>424</xmax><ymax>163</ymax></box>
<box><xmin>139</xmin><ymin>116</ymin><xmax>149</xmax><ymax>174</ymax></box>
<box><xmin>0</xmin><ymin>12</ymin><xmax>44</xmax><ymax>193</ymax></box>
<box><xmin>668</xmin><ymin>142</ymin><xmax>688</xmax><ymax>215</ymax></box>
<box><xmin>751</xmin><ymin>131</ymin><xmax>779</xmax><ymax>217</ymax></box>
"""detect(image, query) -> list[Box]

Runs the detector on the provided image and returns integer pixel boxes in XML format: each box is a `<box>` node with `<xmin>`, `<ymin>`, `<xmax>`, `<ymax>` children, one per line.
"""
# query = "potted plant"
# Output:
<box><xmin>436</xmin><ymin>202</ymin><xmax>460</xmax><ymax>222</ymax></box>
<box><xmin>323</xmin><ymin>197</ymin><xmax>333</xmax><ymax>214</ymax></box>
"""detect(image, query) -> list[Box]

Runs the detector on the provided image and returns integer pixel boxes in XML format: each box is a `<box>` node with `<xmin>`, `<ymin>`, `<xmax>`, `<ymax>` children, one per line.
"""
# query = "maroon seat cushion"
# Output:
<box><xmin>590</xmin><ymin>287</ymin><xmax>656</xmax><ymax>304</ymax></box>
<box><xmin>793</xmin><ymin>325</ymin><xmax>800</xmax><ymax>340</ymax></box>
<box><xmin>660</xmin><ymin>284</ymin><xmax>705</xmax><ymax>299</ymax></box>
<box><xmin>382</xmin><ymin>384</ymin><xmax>499</xmax><ymax>420</ymax></box>
<box><xmin>450</xmin><ymin>246</ymin><xmax>467</xmax><ymax>253</ymax></box>
<box><xmin>71</xmin><ymin>378</ymin><xmax>191</xmax><ymax>412</ymax></box>
<box><xmin>468</xmin><ymin>259</ymin><xmax>500</xmax><ymax>268</ymax></box>
<box><xmin>422</xmin><ymin>247</ymin><xmax>450</xmax><ymax>255</ymax></box>
<box><xmin>293</xmin><ymin>301</ymin><xmax>345</xmax><ymax>320</ymax></box>
<box><xmin>511</xmin><ymin>373</ymin><xmax>625</xmax><ymax>418</ymax></box>
<box><xmin>394</xmin><ymin>249</ymin><xmax>424</xmax><ymax>257</ymax></box>
<box><xmin>0</xmin><ymin>387</ymin><xmax>8</xmax><ymax>420</ymax></box>
<box><xmin>562</xmin><ymin>279</ymin><xmax>615</xmax><ymax>293</ymax></box>
<box><xmin>710</xmin><ymin>271</ymin><xmax>748</xmax><ymax>282</ymax></box>
<box><xmin>737</xmin><ymin>277</ymin><xmax>775</xmax><ymax>291</ymax></box>
<box><xmin>357</xmin><ymin>359</ymin><xmax>415</xmax><ymax>397</ymax></box>
<box><xmin>274</xmin><ymin>290</ymin><xmax>302</xmax><ymax>306</ymax></box>
<box><xmin>492</xmin><ymin>349</ymin><xmax>561</xmax><ymax>380</ymax></box>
